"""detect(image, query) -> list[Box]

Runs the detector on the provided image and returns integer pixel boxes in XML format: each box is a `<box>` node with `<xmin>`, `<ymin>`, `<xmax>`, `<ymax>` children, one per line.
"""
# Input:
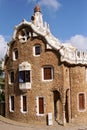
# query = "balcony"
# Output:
<box><xmin>19</xmin><ymin>82</ymin><xmax>31</xmax><ymax>90</ymax></box>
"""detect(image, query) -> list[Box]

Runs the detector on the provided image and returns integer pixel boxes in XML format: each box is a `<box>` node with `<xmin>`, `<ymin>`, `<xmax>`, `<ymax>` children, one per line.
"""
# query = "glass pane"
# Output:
<box><xmin>25</xmin><ymin>71</ymin><xmax>30</xmax><ymax>82</ymax></box>
<box><xmin>23</xmin><ymin>96</ymin><xmax>27</xmax><ymax>111</ymax></box>
<box><xmin>10</xmin><ymin>72</ymin><xmax>14</xmax><ymax>83</ymax></box>
<box><xmin>19</xmin><ymin>71</ymin><xmax>25</xmax><ymax>83</ymax></box>
<box><xmin>35</xmin><ymin>45</ymin><xmax>41</xmax><ymax>55</ymax></box>
<box><xmin>11</xmin><ymin>96</ymin><xmax>14</xmax><ymax>111</ymax></box>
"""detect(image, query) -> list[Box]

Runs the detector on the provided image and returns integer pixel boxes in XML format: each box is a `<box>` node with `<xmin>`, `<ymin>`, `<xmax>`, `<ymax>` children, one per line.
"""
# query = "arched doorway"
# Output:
<box><xmin>53</xmin><ymin>90</ymin><xmax>62</xmax><ymax>121</ymax></box>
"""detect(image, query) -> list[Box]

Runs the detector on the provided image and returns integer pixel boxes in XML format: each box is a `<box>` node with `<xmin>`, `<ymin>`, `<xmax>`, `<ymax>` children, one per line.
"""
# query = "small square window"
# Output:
<box><xmin>34</xmin><ymin>45</ymin><xmax>41</xmax><ymax>56</ymax></box>
<box><xmin>42</xmin><ymin>66</ymin><xmax>53</xmax><ymax>81</ymax></box>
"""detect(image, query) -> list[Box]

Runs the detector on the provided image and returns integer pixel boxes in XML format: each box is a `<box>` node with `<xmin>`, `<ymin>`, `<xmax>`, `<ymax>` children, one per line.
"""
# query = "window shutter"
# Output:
<box><xmin>23</xmin><ymin>96</ymin><xmax>27</xmax><ymax>111</ymax></box>
<box><xmin>44</xmin><ymin>68</ymin><xmax>51</xmax><ymax>80</ymax></box>
<box><xmin>79</xmin><ymin>93</ymin><xmax>85</xmax><ymax>110</ymax></box>
<box><xmin>39</xmin><ymin>97</ymin><xmax>44</xmax><ymax>114</ymax></box>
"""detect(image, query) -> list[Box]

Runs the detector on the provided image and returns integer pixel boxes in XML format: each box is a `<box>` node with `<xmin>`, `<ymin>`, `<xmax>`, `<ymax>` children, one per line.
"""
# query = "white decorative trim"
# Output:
<box><xmin>19</xmin><ymin>62</ymin><xmax>31</xmax><ymax>71</ymax></box>
<box><xmin>8</xmin><ymin>9</ymin><xmax>87</xmax><ymax>66</ymax></box>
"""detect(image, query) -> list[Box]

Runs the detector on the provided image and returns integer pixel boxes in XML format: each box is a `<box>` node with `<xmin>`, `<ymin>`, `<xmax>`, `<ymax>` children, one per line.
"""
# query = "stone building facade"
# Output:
<box><xmin>4</xmin><ymin>5</ymin><xmax>87</xmax><ymax>125</ymax></box>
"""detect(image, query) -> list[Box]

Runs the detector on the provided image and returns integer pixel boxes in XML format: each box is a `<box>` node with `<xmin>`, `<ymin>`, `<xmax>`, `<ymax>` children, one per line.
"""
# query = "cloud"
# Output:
<box><xmin>66</xmin><ymin>35</ymin><xmax>87</xmax><ymax>51</ymax></box>
<box><xmin>27</xmin><ymin>0</ymin><xmax>61</xmax><ymax>11</ymax></box>
<box><xmin>27</xmin><ymin>0</ymin><xmax>37</xmax><ymax>3</ymax></box>
<box><xmin>38</xmin><ymin>0</ymin><xmax>61</xmax><ymax>11</ymax></box>
<box><xmin>0</xmin><ymin>35</ymin><xmax>7</xmax><ymax>60</ymax></box>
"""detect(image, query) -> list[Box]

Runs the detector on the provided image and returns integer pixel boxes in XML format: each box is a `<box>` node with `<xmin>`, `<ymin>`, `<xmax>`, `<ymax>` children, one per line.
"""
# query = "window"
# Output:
<box><xmin>21</xmin><ymin>95</ymin><xmax>27</xmax><ymax>113</ymax></box>
<box><xmin>34</xmin><ymin>45</ymin><xmax>41</xmax><ymax>56</ymax></box>
<box><xmin>39</xmin><ymin>97</ymin><xmax>44</xmax><ymax>114</ymax></box>
<box><xmin>19</xmin><ymin>70</ymin><xmax>30</xmax><ymax>83</ymax></box>
<box><xmin>9</xmin><ymin>71</ymin><xmax>14</xmax><ymax>84</ymax></box>
<box><xmin>78</xmin><ymin>93</ymin><xmax>86</xmax><ymax>111</ymax></box>
<box><xmin>42</xmin><ymin>66</ymin><xmax>53</xmax><ymax>81</ymax></box>
<box><xmin>9</xmin><ymin>95</ymin><xmax>14</xmax><ymax>112</ymax></box>
<box><xmin>77</xmin><ymin>51</ymin><xmax>80</xmax><ymax>57</ymax></box>
<box><xmin>36</xmin><ymin>97</ymin><xmax>45</xmax><ymax>116</ymax></box>
<box><xmin>13</xmin><ymin>48</ymin><xmax>18</xmax><ymax>60</ymax></box>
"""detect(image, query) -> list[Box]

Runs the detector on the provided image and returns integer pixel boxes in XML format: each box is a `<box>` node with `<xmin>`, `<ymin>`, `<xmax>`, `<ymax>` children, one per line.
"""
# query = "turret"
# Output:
<box><xmin>31</xmin><ymin>5</ymin><xmax>43</xmax><ymax>27</ymax></box>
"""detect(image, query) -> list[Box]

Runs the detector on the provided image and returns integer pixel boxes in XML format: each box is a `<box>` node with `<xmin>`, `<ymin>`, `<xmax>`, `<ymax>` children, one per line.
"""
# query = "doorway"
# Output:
<box><xmin>53</xmin><ymin>90</ymin><xmax>62</xmax><ymax>121</ymax></box>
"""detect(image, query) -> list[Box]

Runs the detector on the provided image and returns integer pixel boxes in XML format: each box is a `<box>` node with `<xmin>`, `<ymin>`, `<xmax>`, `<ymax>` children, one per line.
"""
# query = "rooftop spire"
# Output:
<box><xmin>34</xmin><ymin>5</ymin><xmax>41</xmax><ymax>13</ymax></box>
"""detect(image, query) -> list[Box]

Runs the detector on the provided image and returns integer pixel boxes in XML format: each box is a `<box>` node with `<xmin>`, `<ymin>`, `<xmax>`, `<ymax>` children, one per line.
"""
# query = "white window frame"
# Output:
<box><xmin>13</xmin><ymin>48</ymin><xmax>18</xmax><ymax>61</ymax></box>
<box><xmin>77</xmin><ymin>92</ymin><xmax>86</xmax><ymax>112</ymax></box>
<box><xmin>20</xmin><ymin>95</ymin><xmax>27</xmax><ymax>113</ymax></box>
<box><xmin>9</xmin><ymin>95</ymin><xmax>14</xmax><ymax>112</ymax></box>
<box><xmin>42</xmin><ymin>66</ymin><xmax>53</xmax><ymax>82</ymax></box>
<box><xmin>33</xmin><ymin>44</ymin><xmax>41</xmax><ymax>57</ymax></box>
<box><xmin>9</xmin><ymin>71</ymin><xmax>14</xmax><ymax>84</ymax></box>
<box><xmin>36</xmin><ymin>96</ymin><xmax>45</xmax><ymax>116</ymax></box>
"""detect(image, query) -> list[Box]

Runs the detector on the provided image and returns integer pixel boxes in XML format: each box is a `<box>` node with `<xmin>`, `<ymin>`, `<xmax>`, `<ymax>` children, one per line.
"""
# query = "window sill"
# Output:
<box><xmin>42</xmin><ymin>79</ymin><xmax>53</xmax><ymax>82</ymax></box>
<box><xmin>21</xmin><ymin>111</ymin><xmax>27</xmax><ymax>114</ymax></box>
<box><xmin>78</xmin><ymin>109</ymin><xmax>86</xmax><ymax>112</ymax></box>
<box><xmin>9</xmin><ymin>110</ymin><xmax>14</xmax><ymax>113</ymax></box>
<box><xmin>36</xmin><ymin>113</ymin><xmax>45</xmax><ymax>116</ymax></box>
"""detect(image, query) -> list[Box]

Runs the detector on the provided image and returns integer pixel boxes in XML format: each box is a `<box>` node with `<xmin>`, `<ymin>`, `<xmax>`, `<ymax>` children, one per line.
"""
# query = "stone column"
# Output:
<box><xmin>62</xmin><ymin>89</ymin><xmax>66</xmax><ymax>126</ymax></box>
<box><xmin>62</xmin><ymin>103</ymin><xmax>66</xmax><ymax>126</ymax></box>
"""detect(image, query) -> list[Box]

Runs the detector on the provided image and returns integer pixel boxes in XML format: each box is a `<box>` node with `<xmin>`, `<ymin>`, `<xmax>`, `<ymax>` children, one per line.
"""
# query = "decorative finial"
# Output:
<box><xmin>34</xmin><ymin>5</ymin><xmax>41</xmax><ymax>13</ymax></box>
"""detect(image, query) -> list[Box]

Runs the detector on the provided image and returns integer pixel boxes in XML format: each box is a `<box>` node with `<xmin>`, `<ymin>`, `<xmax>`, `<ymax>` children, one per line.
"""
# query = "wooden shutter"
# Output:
<box><xmin>23</xmin><ymin>96</ymin><xmax>27</xmax><ymax>111</ymax></box>
<box><xmin>79</xmin><ymin>93</ymin><xmax>85</xmax><ymax>110</ymax></box>
<box><xmin>39</xmin><ymin>97</ymin><xmax>44</xmax><ymax>114</ymax></box>
<box><xmin>44</xmin><ymin>67</ymin><xmax>51</xmax><ymax>80</ymax></box>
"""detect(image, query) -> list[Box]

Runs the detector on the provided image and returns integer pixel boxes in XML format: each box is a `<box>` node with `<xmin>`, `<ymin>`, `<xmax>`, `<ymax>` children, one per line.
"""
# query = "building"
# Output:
<box><xmin>0</xmin><ymin>61</ymin><xmax>5</xmax><ymax>116</ymax></box>
<box><xmin>4</xmin><ymin>5</ymin><xmax>87</xmax><ymax>125</ymax></box>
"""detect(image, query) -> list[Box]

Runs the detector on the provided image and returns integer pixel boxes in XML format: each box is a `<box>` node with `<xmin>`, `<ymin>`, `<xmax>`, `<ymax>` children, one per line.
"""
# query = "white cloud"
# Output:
<box><xmin>27</xmin><ymin>0</ymin><xmax>37</xmax><ymax>3</ymax></box>
<box><xmin>0</xmin><ymin>35</ymin><xmax>7</xmax><ymax>60</ymax></box>
<box><xmin>38</xmin><ymin>0</ymin><xmax>61</xmax><ymax>11</ymax></box>
<box><xmin>27</xmin><ymin>0</ymin><xmax>61</xmax><ymax>11</ymax></box>
<box><xmin>66</xmin><ymin>35</ymin><xmax>87</xmax><ymax>51</ymax></box>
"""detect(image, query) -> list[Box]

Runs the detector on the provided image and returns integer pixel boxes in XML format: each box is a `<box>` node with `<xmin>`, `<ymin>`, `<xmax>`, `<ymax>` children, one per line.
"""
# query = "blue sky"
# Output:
<box><xmin>0</xmin><ymin>0</ymin><xmax>87</xmax><ymax>59</ymax></box>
